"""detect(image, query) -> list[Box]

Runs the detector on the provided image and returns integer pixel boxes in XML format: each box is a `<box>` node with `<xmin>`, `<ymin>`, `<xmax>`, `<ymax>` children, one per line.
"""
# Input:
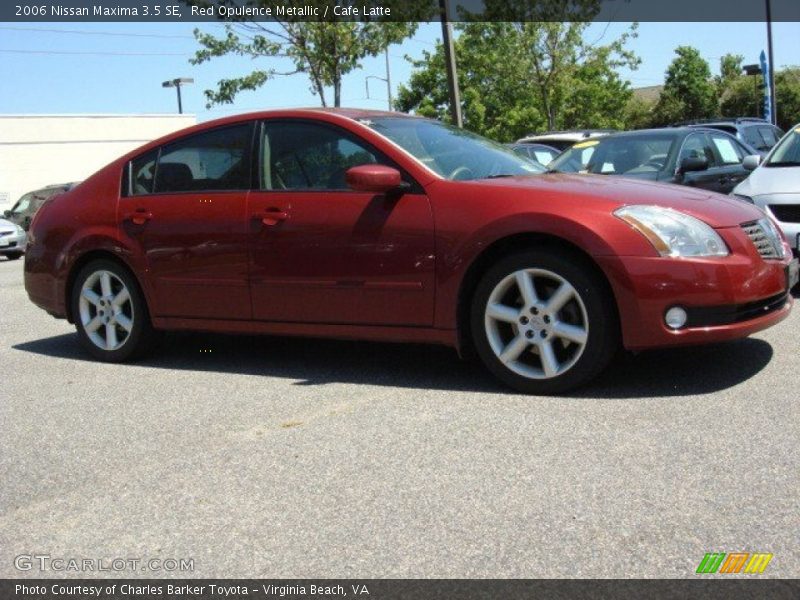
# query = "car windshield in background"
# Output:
<box><xmin>366</xmin><ymin>117</ymin><xmax>544</xmax><ymax>181</ymax></box>
<box><xmin>765</xmin><ymin>128</ymin><xmax>800</xmax><ymax>167</ymax></box>
<box><xmin>549</xmin><ymin>135</ymin><xmax>676</xmax><ymax>175</ymax></box>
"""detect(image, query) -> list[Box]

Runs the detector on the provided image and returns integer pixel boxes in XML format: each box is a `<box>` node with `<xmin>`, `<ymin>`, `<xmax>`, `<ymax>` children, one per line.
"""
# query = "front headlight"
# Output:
<box><xmin>614</xmin><ymin>205</ymin><xmax>729</xmax><ymax>258</ymax></box>
<box><xmin>15</xmin><ymin>224</ymin><xmax>25</xmax><ymax>235</ymax></box>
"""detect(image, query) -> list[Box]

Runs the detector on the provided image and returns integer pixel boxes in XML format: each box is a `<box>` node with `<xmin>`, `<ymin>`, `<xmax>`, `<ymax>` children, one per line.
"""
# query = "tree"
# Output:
<box><xmin>652</xmin><ymin>46</ymin><xmax>717</xmax><ymax>125</ymax></box>
<box><xmin>716</xmin><ymin>53</ymin><xmax>744</xmax><ymax>98</ymax></box>
<box><xmin>395</xmin><ymin>21</ymin><xmax>639</xmax><ymax>141</ymax></box>
<box><xmin>623</xmin><ymin>95</ymin><xmax>656</xmax><ymax>130</ymax></box>
<box><xmin>190</xmin><ymin>11</ymin><xmax>416</xmax><ymax>108</ymax></box>
<box><xmin>719</xmin><ymin>66</ymin><xmax>800</xmax><ymax>129</ymax></box>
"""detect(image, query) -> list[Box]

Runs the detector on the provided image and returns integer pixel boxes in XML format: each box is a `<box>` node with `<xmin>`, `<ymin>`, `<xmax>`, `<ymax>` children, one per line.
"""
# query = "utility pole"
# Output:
<box><xmin>365</xmin><ymin>48</ymin><xmax>393</xmax><ymax>111</ymax></box>
<box><xmin>439</xmin><ymin>0</ymin><xmax>462</xmax><ymax>127</ymax></box>
<box><xmin>765</xmin><ymin>0</ymin><xmax>777</xmax><ymax>124</ymax></box>
<box><xmin>385</xmin><ymin>47</ymin><xmax>393</xmax><ymax>111</ymax></box>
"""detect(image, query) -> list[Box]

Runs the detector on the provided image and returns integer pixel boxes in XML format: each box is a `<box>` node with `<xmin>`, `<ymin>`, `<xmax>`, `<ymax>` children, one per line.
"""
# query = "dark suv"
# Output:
<box><xmin>681</xmin><ymin>118</ymin><xmax>784</xmax><ymax>157</ymax></box>
<box><xmin>4</xmin><ymin>183</ymin><xmax>78</xmax><ymax>231</ymax></box>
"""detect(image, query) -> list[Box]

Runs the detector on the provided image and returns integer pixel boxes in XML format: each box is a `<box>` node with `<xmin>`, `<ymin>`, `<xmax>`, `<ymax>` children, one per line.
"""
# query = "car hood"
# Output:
<box><xmin>472</xmin><ymin>173</ymin><xmax>764</xmax><ymax>228</ymax></box>
<box><xmin>0</xmin><ymin>218</ymin><xmax>19</xmax><ymax>233</ymax></box>
<box><xmin>733</xmin><ymin>165</ymin><xmax>800</xmax><ymax>196</ymax></box>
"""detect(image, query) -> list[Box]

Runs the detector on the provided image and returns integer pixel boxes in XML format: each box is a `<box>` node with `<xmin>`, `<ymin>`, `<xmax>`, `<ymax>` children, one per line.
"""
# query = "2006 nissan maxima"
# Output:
<box><xmin>24</xmin><ymin>109</ymin><xmax>798</xmax><ymax>394</ymax></box>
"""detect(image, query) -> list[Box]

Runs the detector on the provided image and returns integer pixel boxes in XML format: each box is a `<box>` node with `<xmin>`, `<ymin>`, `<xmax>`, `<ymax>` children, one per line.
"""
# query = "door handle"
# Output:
<box><xmin>254</xmin><ymin>209</ymin><xmax>288</xmax><ymax>226</ymax></box>
<box><xmin>124</xmin><ymin>210</ymin><xmax>153</xmax><ymax>225</ymax></box>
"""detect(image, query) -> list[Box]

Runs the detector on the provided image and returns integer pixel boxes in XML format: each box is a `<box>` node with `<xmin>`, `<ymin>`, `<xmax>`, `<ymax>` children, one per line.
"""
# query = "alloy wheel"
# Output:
<box><xmin>78</xmin><ymin>270</ymin><xmax>134</xmax><ymax>352</ymax></box>
<box><xmin>483</xmin><ymin>268</ymin><xmax>589</xmax><ymax>380</ymax></box>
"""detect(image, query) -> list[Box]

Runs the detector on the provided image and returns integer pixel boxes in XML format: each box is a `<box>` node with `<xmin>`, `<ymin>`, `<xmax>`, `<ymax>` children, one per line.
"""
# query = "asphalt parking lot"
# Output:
<box><xmin>1</xmin><ymin>256</ymin><xmax>798</xmax><ymax>579</ymax></box>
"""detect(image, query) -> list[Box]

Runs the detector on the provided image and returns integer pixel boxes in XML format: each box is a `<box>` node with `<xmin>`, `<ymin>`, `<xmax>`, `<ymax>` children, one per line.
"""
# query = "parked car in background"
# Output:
<box><xmin>680</xmin><ymin>118</ymin><xmax>784</xmax><ymax>157</ymax></box>
<box><xmin>548</xmin><ymin>127</ymin><xmax>759</xmax><ymax>194</ymax></box>
<box><xmin>0</xmin><ymin>218</ymin><xmax>27</xmax><ymax>260</ymax></box>
<box><xmin>515</xmin><ymin>129</ymin><xmax>616</xmax><ymax>152</ymax></box>
<box><xmin>733</xmin><ymin>124</ymin><xmax>800</xmax><ymax>259</ymax></box>
<box><xmin>4</xmin><ymin>182</ymin><xmax>79</xmax><ymax>231</ymax></box>
<box><xmin>23</xmin><ymin>109</ymin><xmax>796</xmax><ymax>394</ymax></box>
<box><xmin>509</xmin><ymin>142</ymin><xmax>561</xmax><ymax>165</ymax></box>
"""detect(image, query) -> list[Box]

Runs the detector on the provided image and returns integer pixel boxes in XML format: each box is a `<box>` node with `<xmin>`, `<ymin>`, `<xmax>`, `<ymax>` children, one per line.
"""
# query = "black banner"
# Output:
<box><xmin>2</xmin><ymin>0</ymin><xmax>800</xmax><ymax>23</ymax></box>
<box><xmin>2</xmin><ymin>579</ymin><xmax>800</xmax><ymax>600</ymax></box>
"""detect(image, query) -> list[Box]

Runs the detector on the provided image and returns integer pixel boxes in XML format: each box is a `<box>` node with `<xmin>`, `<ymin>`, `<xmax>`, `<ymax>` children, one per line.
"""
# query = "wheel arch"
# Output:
<box><xmin>455</xmin><ymin>232</ymin><xmax>621</xmax><ymax>358</ymax></box>
<box><xmin>64</xmin><ymin>249</ymin><xmax>147</xmax><ymax>324</ymax></box>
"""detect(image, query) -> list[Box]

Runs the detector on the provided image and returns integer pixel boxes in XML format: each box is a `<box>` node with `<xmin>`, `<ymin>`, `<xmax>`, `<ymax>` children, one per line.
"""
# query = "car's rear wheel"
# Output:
<box><xmin>71</xmin><ymin>259</ymin><xmax>157</xmax><ymax>362</ymax></box>
<box><xmin>471</xmin><ymin>249</ymin><xmax>618</xmax><ymax>394</ymax></box>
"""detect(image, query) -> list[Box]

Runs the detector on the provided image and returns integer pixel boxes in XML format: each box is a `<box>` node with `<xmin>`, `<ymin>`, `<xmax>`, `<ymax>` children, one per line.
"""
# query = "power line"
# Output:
<box><xmin>0</xmin><ymin>25</ymin><xmax>194</xmax><ymax>39</ymax></box>
<box><xmin>0</xmin><ymin>48</ymin><xmax>189</xmax><ymax>56</ymax></box>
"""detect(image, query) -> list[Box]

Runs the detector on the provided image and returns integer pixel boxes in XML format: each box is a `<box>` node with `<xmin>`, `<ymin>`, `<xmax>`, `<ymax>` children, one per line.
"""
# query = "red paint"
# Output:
<box><xmin>24</xmin><ymin>109</ymin><xmax>793</xmax><ymax>354</ymax></box>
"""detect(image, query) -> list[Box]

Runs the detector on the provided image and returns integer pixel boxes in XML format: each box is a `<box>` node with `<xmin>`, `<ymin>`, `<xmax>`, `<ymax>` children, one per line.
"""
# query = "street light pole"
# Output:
<box><xmin>162</xmin><ymin>77</ymin><xmax>194</xmax><ymax>114</ymax></box>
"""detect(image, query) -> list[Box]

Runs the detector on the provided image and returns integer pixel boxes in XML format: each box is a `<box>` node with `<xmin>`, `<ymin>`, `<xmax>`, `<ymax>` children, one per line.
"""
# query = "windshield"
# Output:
<box><xmin>549</xmin><ymin>135</ymin><xmax>676</xmax><ymax>175</ymax></box>
<box><xmin>765</xmin><ymin>127</ymin><xmax>800</xmax><ymax>167</ymax></box>
<box><xmin>366</xmin><ymin>117</ymin><xmax>544</xmax><ymax>180</ymax></box>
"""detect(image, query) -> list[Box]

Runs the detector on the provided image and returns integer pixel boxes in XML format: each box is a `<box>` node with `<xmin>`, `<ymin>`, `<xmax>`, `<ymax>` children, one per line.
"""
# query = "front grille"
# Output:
<box><xmin>0</xmin><ymin>231</ymin><xmax>12</xmax><ymax>237</ymax></box>
<box><xmin>769</xmin><ymin>204</ymin><xmax>800</xmax><ymax>223</ymax></box>
<box><xmin>685</xmin><ymin>292</ymin><xmax>789</xmax><ymax>328</ymax></box>
<box><xmin>742</xmin><ymin>221</ymin><xmax>780</xmax><ymax>259</ymax></box>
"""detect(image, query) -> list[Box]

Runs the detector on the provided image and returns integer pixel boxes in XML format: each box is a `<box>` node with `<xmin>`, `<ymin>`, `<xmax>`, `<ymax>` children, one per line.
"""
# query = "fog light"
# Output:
<box><xmin>665</xmin><ymin>306</ymin><xmax>688</xmax><ymax>330</ymax></box>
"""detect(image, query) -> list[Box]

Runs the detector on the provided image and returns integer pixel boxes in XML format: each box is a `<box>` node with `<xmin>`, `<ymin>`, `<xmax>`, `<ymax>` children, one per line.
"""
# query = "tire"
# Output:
<box><xmin>4</xmin><ymin>252</ymin><xmax>23</xmax><ymax>260</ymax></box>
<box><xmin>70</xmin><ymin>259</ymin><xmax>159</xmax><ymax>362</ymax></box>
<box><xmin>470</xmin><ymin>249</ymin><xmax>619</xmax><ymax>394</ymax></box>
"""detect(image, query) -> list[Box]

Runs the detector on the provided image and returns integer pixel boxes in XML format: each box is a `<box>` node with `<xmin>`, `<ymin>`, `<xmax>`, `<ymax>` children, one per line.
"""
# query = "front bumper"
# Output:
<box><xmin>0</xmin><ymin>229</ymin><xmax>27</xmax><ymax>254</ymax></box>
<box><xmin>597</xmin><ymin>226</ymin><xmax>794</xmax><ymax>351</ymax></box>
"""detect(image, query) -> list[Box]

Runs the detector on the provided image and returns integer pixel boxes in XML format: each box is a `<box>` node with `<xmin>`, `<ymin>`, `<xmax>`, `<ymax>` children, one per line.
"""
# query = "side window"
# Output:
<box><xmin>261</xmin><ymin>121</ymin><xmax>381</xmax><ymax>191</ymax></box>
<box><xmin>154</xmin><ymin>124</ymin><xmax>252</xmax><ymax>194</ymax></box>
<box><xmin>679</xmin><ymin>133</ymin><xmax>716</xmax><ymax>166</ymax></box>
<box><xmin>742</xmin><ymin>126</ymin><xmax>766</xmax><ymax>151</ymax></box>
<box><xmin>757</xmin><ymin>126</ymin><xmax>778</xmax><ymax>148</ymax></box>
<box><xmin>710</xmin><ymin>133</ymin><xmax>744</xmax><ymax>165</ymax></box>
<box><xmin>131</xmin><ymin>149</ymin><xmax>158</xmax><ymax>196</ymax></box>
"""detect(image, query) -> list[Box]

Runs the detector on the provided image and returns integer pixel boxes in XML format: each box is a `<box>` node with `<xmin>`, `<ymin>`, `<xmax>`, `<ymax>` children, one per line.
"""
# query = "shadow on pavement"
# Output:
<box><xmin>13</xmin><ymin>330</ymin><xmax>774</xmax><ymax>399</ymax></box>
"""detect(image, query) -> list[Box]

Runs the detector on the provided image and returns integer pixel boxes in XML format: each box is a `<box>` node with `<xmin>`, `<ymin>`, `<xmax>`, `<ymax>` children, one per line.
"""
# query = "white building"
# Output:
<box><xmin>0</xmin><ymin>114</ymin><xmax>196</xmax><ymax>210</ymax></box>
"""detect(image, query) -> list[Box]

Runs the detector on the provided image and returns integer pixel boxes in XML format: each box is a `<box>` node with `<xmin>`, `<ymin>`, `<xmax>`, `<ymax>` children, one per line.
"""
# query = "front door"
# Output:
<box><xmin>118</xmin><ymin>123</ymin><xmax>254</xmax><ymax>320</ymax></box>
<box><xmin>248</xmin><ymin>120</ymin><xmax>435</xmax><ymax>327</ymax></box>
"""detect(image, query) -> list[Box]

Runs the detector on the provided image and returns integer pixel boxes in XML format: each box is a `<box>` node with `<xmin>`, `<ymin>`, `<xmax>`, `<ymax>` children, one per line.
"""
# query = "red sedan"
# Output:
<box><xmin>24</xmin><ymin>109</ymin><xmax>798</xmax><ymax>394</ymax></box>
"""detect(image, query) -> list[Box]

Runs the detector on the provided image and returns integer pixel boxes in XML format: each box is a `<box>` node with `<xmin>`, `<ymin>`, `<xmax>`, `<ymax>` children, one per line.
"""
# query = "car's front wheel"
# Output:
<box><xmin>471</xmin><ymin>249</ymin><xmax>619</xmax><ymax>394</ymax></box>
<box><xmin>71</xmin><ymin>259</ymin><xmax>158</xmax><ymax>362</ymax></box>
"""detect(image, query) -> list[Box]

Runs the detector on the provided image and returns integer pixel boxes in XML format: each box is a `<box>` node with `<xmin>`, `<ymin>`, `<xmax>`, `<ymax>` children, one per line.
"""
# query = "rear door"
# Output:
<box><xmin>118</xmin><ymin>122</ymin><xmax>254</xmax><ymax>320</ymax></box>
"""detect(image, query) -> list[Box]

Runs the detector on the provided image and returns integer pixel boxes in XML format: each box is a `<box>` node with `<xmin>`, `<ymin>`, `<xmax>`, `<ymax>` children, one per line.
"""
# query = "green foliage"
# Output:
<box><xmin>623</xmin><ymin>95</ymin><xmax>656</xmax><ymax>130</ymax></box>
<box><xmin>395</xmin><ymin>21</ymin><xmax>639</xmax><ymax>141</ymax></box>
<box><xmin>651</xmin><ymin>46</ymin><xmax>717</xmax><ymax>125</ymax></box>
<box><xmin>190</xmin><ymin>10</ymin><xmax>417</xmax><ymax>108</ymax></box>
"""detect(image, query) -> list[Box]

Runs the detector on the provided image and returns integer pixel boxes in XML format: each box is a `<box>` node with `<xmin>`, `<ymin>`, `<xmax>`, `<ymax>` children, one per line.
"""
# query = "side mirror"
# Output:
<box><xmin>346</xmin><ymin>164</ymin><xmax>404</xmax><ymax>193</ymax></box>
<box><xmin>23</xmin><ymin>216</ymin><xmax>32</xmax><ymax>229</ymax></box>
<box><xmin>678</xmin><ymin>156</ymin><xmax>709</xmax><ymax>174</ymax></box>
<box><xmin>3</xmin><ymin>210</ymin><xmax>10</xmax><ymax>218</ymax></box>
<box><xmin>742</xmin><ymin>154</ymin><xmax>761</xmax><ymax>171</ymax></box>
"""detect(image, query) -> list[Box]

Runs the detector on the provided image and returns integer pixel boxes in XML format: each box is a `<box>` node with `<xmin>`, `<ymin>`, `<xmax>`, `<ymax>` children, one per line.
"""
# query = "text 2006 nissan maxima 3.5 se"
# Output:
<box><xmin>24</xmin><ymin>109</ymin><xmax>798</xmax><ymax>394</ymax></box>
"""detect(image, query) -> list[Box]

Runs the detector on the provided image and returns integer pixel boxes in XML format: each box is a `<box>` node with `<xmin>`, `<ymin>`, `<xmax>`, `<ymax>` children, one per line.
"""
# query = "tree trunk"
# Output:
<box><xmin>334</xmin><ymin>78</ymin><xmax>341</xmax><ymax>107</ymax></box>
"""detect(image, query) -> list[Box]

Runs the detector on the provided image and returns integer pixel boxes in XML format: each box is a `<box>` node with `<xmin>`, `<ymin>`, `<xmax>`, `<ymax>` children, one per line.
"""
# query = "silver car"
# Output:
<box><xmin>0</xmin><ymin>218</ymin><xmax>27</xmax><ymax>260</ymax></box>
<box><xmin>733</xmin><ymin>124</ymin><xmax>800</xmax><ymax>254</ymax></box>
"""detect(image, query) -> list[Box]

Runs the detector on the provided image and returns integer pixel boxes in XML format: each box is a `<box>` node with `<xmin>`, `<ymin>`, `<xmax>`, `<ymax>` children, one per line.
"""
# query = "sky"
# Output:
<box><xmin>0</xmin><ymin>21</ymin><xmax>798</xmax><ymax>122</ymax></box>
